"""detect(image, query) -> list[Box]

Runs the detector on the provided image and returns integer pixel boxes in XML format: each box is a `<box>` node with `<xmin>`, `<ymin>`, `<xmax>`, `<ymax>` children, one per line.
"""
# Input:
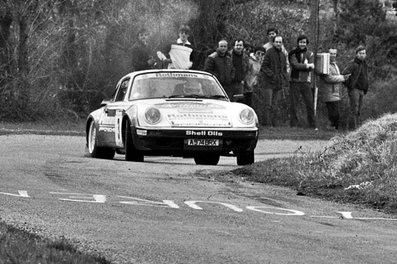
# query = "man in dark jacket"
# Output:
<box><xmin>342</xmin><ymin>45</ymin><xmax>369</xmax><ymax>130</ymax></box>
<box><xmin>288</xmin><ymin>34</ymin><xmax>316</xmax><ymax>129</ymax></box>
<box><xmin>259</xmin><ymin>35</ymin><xmax>289</xmax><ymax>126</ymax></box>
<box><xmin>131</xmin><ymin>28</ymin><xmax>155</xmax><ymax>71</ymax></box>
<box><xmin>204</xmin><ymin>39</ymin><xmax>234</xmax><ymax>100</ymax></box>
<box><xmin>228</xmin><ymin>39</ymin><xmax>249</xmax><ymax>102</ymax></box>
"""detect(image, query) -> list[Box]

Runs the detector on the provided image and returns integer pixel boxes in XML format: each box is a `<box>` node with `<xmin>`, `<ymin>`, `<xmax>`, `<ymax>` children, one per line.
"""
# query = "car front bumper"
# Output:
<box><xmin>131</xmin><ymin>127</ymin><xmax>258</xmax><ymax>156</ymax></box>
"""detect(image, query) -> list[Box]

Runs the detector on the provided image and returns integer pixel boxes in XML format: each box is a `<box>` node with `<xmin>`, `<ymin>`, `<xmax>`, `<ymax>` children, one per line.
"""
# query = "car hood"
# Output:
<box><xmin>135</xmin><ymin>99</ymin><xmax>247</xmax><ymax>128</ymax></box>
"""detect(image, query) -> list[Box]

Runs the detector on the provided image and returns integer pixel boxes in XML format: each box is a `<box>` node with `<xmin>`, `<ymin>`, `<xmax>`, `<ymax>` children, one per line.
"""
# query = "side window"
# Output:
<box><xmin>115</xmin><ymin>78</ymin><xmax>129</xmax><ymax>102</ymax></box>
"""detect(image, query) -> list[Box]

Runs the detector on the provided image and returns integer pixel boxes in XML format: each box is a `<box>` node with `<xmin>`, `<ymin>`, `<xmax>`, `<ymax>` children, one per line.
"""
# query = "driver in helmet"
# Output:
<box><xmin>183</xmin><ymin>80</ymin><xmax>203</xmax><ymax>95</ymax></box>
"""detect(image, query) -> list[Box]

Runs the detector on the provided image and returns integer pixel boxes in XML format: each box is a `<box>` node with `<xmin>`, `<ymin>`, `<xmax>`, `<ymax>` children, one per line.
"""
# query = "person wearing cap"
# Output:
<box><xmin>342</xmin><ymin>45</ymin><xmax>369</xmax><ymax>130</ymax></box>
<box><xmin>131</xmin><ymin>28</ymin><xmax>156</xmax><ymax>71</ymax></box>
<box><xmin>260</xmin><ymin>35</ymin><xmax>289</xmax><ymax>127</ymax></box>
<box><xmin>288</xmin><ymin>34</ymin><xmax>317</xmax><ymax>129</ymax></box>
<box><xmin>319</xmin><ymin>48</ymin><xmax>351</xmax><ymax>130</ymax></box>
<box><xmin>157</xmin><ymin>25</ymin><xmax>196</xmax><ymax>69</ymax></box>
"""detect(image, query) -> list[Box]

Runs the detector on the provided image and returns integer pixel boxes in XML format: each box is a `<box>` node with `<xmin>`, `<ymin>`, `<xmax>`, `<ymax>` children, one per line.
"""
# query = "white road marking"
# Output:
<box><xmin>50</xmin><ymin>192</ymin><xmax>107</xmax><ymax>203</ymax></box>
<box><xmin>118</xmin><ymin>196</ymin><xmax>179</xmax><ymax>208</ymax></box>
<box><xmin>184</xmin><ymin>201</ymin><xmax>244</xmax><ymax>212</ymax></box>
<box><xmin>2</xmin><ymin>189</ymin><xmax>397</xmax><ymax>221</ymax></box>
<box><xmin>0</xmin><ymin>190</ymin><xmax>29</xmax><ymax>197</ymax></box>
<box><xmin>246</xmin><ymin>206</ymin><xmax>305</xmax><ymax>216</ymax></box>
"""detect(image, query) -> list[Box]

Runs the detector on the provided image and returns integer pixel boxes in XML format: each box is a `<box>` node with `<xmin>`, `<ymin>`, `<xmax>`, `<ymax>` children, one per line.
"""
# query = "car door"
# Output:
<box><xmin>99</xmin><ymin>77</ymin><xmax>130</xmax><ymax>146</ymax></box>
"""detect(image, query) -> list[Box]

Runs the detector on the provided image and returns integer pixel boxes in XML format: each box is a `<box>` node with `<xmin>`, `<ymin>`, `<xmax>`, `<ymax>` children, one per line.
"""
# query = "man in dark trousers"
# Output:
<box><xmin>228</xmin><ymin>39</ymin><xmax>249</xmax><ymax>102</ymax></box>
<box><xmin>131</xmin><ymin>28</ymin><xmax>155</xmax><ymax>71</ymax></box>
<box><xmin>259</xmin><ymin>35</ymin><xmax>289</xmax><ymax>127</ymax></box>
<box><xmin>263</xmin><ymin>28</ymin><xmax>290</xmax><ymax>74</ymax></box>
<box><xmin>342</xmin><ymin>45</ymin><xmax>369</xmax><ymax>130</ymax></box>
<box><xmin>288</xmin><ymin>34</ymin><xmax>317</xmax><ymax>129</ymax></box>
<box><xmin>204</xmin><ymin>39</ymin><xmax>234</xmax><ymax>100</ymax></box>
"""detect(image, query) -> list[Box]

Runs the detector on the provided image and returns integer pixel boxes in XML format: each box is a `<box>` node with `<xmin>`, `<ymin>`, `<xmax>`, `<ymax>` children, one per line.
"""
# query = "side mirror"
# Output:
<box><xmin>233</xmin><ymin>94</ymin><xmax>245</xmax><ymax>103</ymax></box>
<box><xmin>100</xmin><ymin>100</ymin><xmax>110</xmax><ymax>107</ymax></box>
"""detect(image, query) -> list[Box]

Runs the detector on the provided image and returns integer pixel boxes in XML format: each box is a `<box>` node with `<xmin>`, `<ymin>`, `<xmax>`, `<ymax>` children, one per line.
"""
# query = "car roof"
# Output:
<box><xmin>121</xmin><ymin>69</ymin><xmax>215</xmax><ymax>80</ymax></box>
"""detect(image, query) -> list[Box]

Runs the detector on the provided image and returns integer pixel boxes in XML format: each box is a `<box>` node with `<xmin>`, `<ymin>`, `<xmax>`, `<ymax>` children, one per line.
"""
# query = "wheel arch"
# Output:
<box><xmin>121</xmin><ymin>114</ymin><xmax>132</xmax><ymax>145</ymax></box>
<box><xmin>86</xmin><ymin>116</ymin><xmax>96</xmax><ymax>147</ymax></box>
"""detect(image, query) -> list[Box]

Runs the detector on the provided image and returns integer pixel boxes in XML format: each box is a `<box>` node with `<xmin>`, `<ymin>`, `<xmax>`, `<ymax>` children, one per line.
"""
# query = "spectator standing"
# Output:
<box><xmin>204</xmin><ymin>39</ymin><xmax>234</xmax><ymax>99</ymax></box>
<box><xmin>342</xmin><ymin>45</ymin><xmax>369</xmax><ymax>130</ymax></box>
<box><xmin>319</xmin><ymin>48</ymin><xmax>351</xmax><ymax>130</ymax></box>
<box><xmin>228</xmin><ymin>39</ymin><xmax>249</xmax><ymax>102</ymax></box>
<box><xmin>259</xmin><ymin>36</ymin><xmax>289</xmax><ymax>127</ymax></box>
<box><xmin>157</xmin><ymin>25</ymin><xmax>197</xmax><ymax>70</ymax></box>
<box><xmin>131</xmin><ymin>28</ymin><xmax>155</xmax><ymax>71</ymax></box>
<box><xmin>288</xmin><ymin>34</ymin><xmax>317</xmax><ymax>129</ymax></box>
<box><xmin>244</xmin><ymin>43</ymin><xmax>254</xmax><ymax>57</ymax></box>
<box><xmin>263</xmin><ymin>28</ymin><xmax>290</xmax><ymax>74</ymax></box>
<box><xmin>244</xmin><ymin>46</ymin><xmax>265</xmax><ymax>107</ymax></box>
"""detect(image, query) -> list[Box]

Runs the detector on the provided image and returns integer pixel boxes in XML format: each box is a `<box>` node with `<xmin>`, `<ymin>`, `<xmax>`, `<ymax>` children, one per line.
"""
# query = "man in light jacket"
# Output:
<box><xmin>320</xmin><ymin>48</ymin><xmax>351</xmax><ymax>130</ymax></box>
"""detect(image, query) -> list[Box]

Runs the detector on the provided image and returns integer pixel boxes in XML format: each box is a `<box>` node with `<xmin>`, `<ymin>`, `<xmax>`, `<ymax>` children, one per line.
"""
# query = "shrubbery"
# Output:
<box><xmin>0</xmin><ymin>0</ymin><xmax>395</xmax><ymax>124</ymax></box>
<box><xmin>234</xmin><ymin>113</ymin><xmax>397</xmax><ymax>213</ymax></box>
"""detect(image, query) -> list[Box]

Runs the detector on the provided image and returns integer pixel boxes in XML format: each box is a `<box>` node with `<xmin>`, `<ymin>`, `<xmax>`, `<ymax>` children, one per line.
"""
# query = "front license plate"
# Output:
<box><xmin>187</xmin><ymin>139</ymin><xmax>220</xmax><ymax>147</ymax></box>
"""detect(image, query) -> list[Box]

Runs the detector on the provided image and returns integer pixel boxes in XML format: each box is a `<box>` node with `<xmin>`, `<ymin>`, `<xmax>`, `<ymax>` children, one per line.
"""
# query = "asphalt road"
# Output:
<box><xmin>1</xmin><ymin>134</ymin><xmax>397</xmax><ymax>264</ymax></box>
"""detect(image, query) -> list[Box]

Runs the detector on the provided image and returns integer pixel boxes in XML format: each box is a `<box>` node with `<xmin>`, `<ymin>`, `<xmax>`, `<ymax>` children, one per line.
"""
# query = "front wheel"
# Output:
<box><xmin>124</xmin><ymin>121</ymin><xmax>144</xmax><ymax>162</ymax></box>
<box><xmin>87</xmin><ymin>121</ymin><xmax>115</xmax><ymax>159</ymax></box>
<box><xmin>236</xmin><ymin>150</ymin><xmax>254</xmax><ymax>165</ymax></box>
<box><xmin>194</xmin><ymin>153</ymin><xmax>220</xmax><ymax>165</ymax></box>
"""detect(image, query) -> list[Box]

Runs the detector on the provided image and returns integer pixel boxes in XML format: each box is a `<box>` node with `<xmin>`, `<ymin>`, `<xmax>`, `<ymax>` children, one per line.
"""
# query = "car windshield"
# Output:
<box><xmin>128</xmin><ymin>72</ymin><xmax>227</xmax><ymax>100</ymax></box>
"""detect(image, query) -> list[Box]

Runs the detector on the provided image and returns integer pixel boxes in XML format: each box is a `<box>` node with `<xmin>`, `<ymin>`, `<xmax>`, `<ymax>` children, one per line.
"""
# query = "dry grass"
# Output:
<box><xmin>0</xmin><ymin>222</ymin><xmax>109</xmax><ymax>264</ymax></box>
<box><xmin>0</xmin><ymin>119</ymin><xmax>85</xmax><ymax>136</ymax></box>
<box><xmin>233</xmin><ymin>113</ymin><xmax>397</xmax><ymax>214</ymax></box>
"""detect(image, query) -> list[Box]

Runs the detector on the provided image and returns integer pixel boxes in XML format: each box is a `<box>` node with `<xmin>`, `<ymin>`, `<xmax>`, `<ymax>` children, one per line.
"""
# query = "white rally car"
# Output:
<box><xmin>86</xmin><ymin>69</ymin><xmax>259</xmax><ymax>165</ymax></box>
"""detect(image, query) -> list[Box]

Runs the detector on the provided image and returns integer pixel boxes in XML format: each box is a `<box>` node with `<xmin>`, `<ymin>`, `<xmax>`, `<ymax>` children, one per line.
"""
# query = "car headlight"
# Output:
<box><xmin>145</xmin><ymin>107</ymin><xmax>161</xmax><ymax>124</ymax></box>
<box><xmin>239</xmin><ymin>108</ymin><xmax>255</xmax><ymax>125</ymax></box>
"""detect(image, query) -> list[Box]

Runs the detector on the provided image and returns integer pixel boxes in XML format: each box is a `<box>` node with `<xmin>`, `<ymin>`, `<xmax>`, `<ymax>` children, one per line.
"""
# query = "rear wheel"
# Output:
<box><xmin>194</xmin><ymin>153</ymin><xmax>220</xmax><ymax>165</ymax></box>
<box><xmin>236</xmin><ymin>150</ymin><xmax>254</xmax><ymax>165</ymax></box>
<box><xmin>124</xmin><ymin>121</ymin><xmax>144</xmax><ymax>162</ymax></box>
<box><xmin>87</xmin><ymin>121</ymin><xmax>115</xmax><ymax>159</ymax></box>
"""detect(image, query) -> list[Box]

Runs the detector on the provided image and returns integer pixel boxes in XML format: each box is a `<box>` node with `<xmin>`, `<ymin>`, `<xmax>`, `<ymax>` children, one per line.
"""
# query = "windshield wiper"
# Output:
<box><xmin>206</xmin><ymin>95</ymin><xmax>227</xmax><ymax>99</ymax></box>
<box><xmin>167</xmin><ymin>95</ymin><xmax>185</xmax><ymax>98</ymax></box>
<box><xmin>168</xmin><ymin>94</ymin><xmax>204</xmax><ymax>99</ymax></box>
<box><xmin>167</xmin><ymin>94</ymin><xmax>227</xmax><ymax>100</ymax></box>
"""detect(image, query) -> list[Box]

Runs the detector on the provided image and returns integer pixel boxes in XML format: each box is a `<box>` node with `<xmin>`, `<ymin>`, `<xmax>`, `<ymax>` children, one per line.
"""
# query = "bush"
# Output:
<box><xmin>233</xmin><ymin>113</ymin><xmax>397</xmax><ymax>213</ymax></box>
<box><xmin>362</xmin><ymin>77</ymin><xmax>397</xmax><ymax>119</ymax></box>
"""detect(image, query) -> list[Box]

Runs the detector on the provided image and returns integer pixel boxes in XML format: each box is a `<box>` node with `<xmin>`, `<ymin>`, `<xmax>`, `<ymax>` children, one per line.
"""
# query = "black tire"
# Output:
<box><xmin>87</xmin><ymin>121</ymin><xmax>115</xmax><ymax>159</ymax></box>
<box><xmin>124</xmin><ymin>121</ymin><xmax>144</xmax><ymax>162</ymax></box>
<box><xmin>194</xmin><ymin>153</ymin><xmax>220</xmax><ymax>165</ymax></box>
<box><xmin>236</xmin><ymin>150</ymin><xmax>255</xmax><ymax>165</ymax></box>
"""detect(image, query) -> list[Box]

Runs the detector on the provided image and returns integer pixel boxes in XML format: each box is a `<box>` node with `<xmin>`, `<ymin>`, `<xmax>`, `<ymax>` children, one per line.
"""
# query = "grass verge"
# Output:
<box><xmin>0</xmin><ymin>221</ymin><xmax>109</xmax><ymax>264</ymax></box>
<box><xmin>0</xmin><ymin>119</ymin><xmax>85</xmax><ymax>136</ymax></box>
<box><xmin>228</xmin><ymin>113</ymin><xmax>397</xmax><ymax>214</ymax></box>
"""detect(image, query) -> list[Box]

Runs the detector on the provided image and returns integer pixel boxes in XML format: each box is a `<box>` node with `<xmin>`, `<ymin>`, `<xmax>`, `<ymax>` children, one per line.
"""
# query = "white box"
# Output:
<box><xmin>315</xmin><ymin>53</ymin><xmax>330</xmax><ymax>74</ymax></box>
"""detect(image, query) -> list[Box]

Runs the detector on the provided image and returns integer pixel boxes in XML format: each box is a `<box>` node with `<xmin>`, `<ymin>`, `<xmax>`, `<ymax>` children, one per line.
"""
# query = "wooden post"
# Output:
<box><xmin>311</xmin><ymin>0</ymin><xmax>320</xmax><ymax>117</ymax></box>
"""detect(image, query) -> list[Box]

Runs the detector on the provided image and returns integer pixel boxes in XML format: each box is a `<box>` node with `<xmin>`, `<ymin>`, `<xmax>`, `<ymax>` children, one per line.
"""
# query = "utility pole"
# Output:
<box><xmin>310</xmin><ymin>0</ymin><xmax>320</xmax><ymax>116</ymax></box>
